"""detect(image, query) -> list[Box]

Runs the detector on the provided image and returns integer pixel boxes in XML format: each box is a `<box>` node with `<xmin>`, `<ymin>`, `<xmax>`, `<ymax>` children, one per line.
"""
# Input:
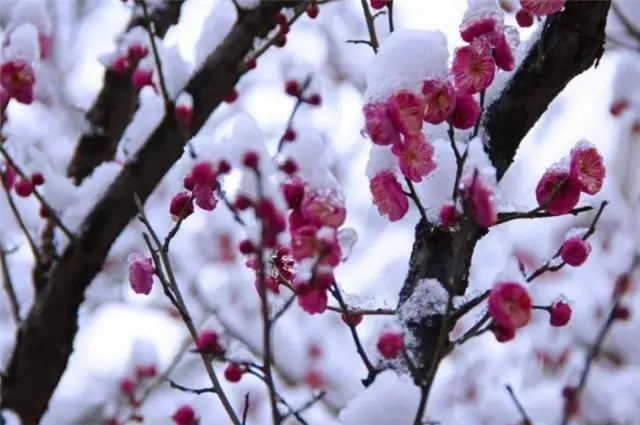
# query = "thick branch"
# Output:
<box><xmin>398</xmin><ymin>0</ymin><xmax>610</xmax><ymax>377</ymax></box>
<box><xmin>66</xmin><ymin>0</ymin><xmax>185</xmax><ymax>184</ymax></box>
<box><xmin>0</xmin><ymin>3</ymin><xmax>300</xmax><ymax>424</ymax></box>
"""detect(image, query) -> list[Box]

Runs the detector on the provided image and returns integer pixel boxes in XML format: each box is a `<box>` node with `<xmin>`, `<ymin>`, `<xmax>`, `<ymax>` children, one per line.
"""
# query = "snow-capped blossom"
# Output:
<box><xmin>127</xmin><ymin>43</ymin><xmax>148</xmax><ymax>63</ymax></box>
<box><xmin>195</xmin><ymin>330</ymin><xmax>224</xmax><ymax>355</ymax></box>
<box><xmin>461</xmin><ymin>174</ymin><xmax>497</xmax><ymax>228</ymax></box>
<box><xmin>295</xmin><ymin>281</ymin><xmax>328</xmax><ymax>314</ymax></box>
<box><xmin>515</xmin><ymin>8</ymin><xmax>534</xmax><ymax>27</ymax></box>
<box><xmin>131</xmin><ymin>69</ymin><xmax>153</xmax><ymax>91</ymax></box>
<box><xmin>369</xmin><ymin>170</ymin><xmax>409</xmax><ymax>221</ymax></box>
<box><xmin>386</xmin><ymin>90</ymin><xmax>425</xmax><ymax>138</ymax></box>
<box><xmin>127</xmin><ymin>253</ymin><xmax>154</xmax><ymax>295</ymax></box>
<box><xmin>535</xmin><ymin>165</ymin><xmax>580</xmax><ymax>215</ymax></box>
<box><xmin>488</xmin><ymin>30</ymin><xmax>515</xmax><ymax>71</ymax></box>
<box><xmin>190</xmin><ymin>162</ymin><xmax>216</xmax><ymax>187</ymax></box>
<box><xmin>224</xmin><ymin>363</ymin><xmax>243</xmax><ymax>383</ymax></box>
<box><xmin>175</xmin><ymin>92</ymin><xmax>193</xmax><ymax>127</ymax></box>
<box><xmin>0</xmin><ymin>60</ymin><xmax>35</xmax><ymax>104</ymax></box>
<box><xmin>560</xmin><ymin>237</ymin><xmax>591</xmax><ymax>266</ymax></box>
<box><xmin>376</xmin><ymin>331</ymin><xmax>403</xmax><ymax>359</ymax></box>
<box><xmin>421</xmin><ymin>79</ymin><xmax>456</xmax><ymax>124</ymax></box>
<box><xmin>172</xmin><ymin>405</ymin><xmax>198</xmax><ymax>425</ymax></box>
<box><xmin>549</xmin><ymin>301</ymin><xmax>572</xmax><ymax>327</ymax></box>
<box><xmin>391</xmin><ymin>134</ymin><xmax>437</xmax><ymax>183</ymax></box>
<box><xmin>460</xmin><ymin>16</ymin><xmax>498</xmax><ymax>43</ymax></box>
<box><xmin>301</xmin><ymin>188</ymin><xmax>346</xmax><ymax>229</ymax></box>
<box><xmin>452</xmin><ymin>39</ymin><xmax>495</xmax><ymax>94</ymax></box>
<box><xmin>363</xmin><ymin>103</ymin><xmax>400</xmax><ymax>146</ymax></box>
<box><xmin>169</xmin><ymin>191</ymin><xmax>194</xmax><ymax>221</ymax></box>
<box><xmin>187</xmin><ymin>162</ymin><xmax>219</xmax><ymax>211</ymax></box>
<box><xmin>488</xmin><ymin>281</ymin><xmax>532</xmax><ymax>330</ymax></box>
<box><xmin>440</xmin><ymin>202</ymin><xmax>459</xmax><ymax>228</ymax></box>
<box><xmin>291</xmin><ymin>225</ymin><xmax>341</xmax><ymax>267</ymax></box>
<box><xmin>448</xmin><ymin>91</ymin><xmax>481</xmax><ymax>130</ymax></box>
<box><xmin>520</xmin><ymin>0</ymin><xmax>566</xmax><ymax>16</ymax></box>
<box><xmin>282</xmin><ymin>180</ymin><xmax>305</xmax><ymax>209</ymax></box>
<box><xmin>112</xmin><ymin>55</ymin><xmax>130</xmax><ymax>74</ymax></box>
<box><xmin>569</xmin><ymin>141</ymin><xmax>606</xmax><ymax>195</ymax></box>
<box><xmin>491</xmin><ymin>322</ymin><xmax>515</xmax><ymax>342</ymax></box>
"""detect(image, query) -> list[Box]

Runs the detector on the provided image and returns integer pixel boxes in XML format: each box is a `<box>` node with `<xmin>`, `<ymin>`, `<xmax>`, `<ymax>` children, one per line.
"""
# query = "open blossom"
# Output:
<box><xmin>535</xmin><ymin>166</ymin><xmax>581</xmax><ymax>215</ymax></box>
<box><xmin>363</xmin><ymin>103</ymin><xmax>400</xmax><ymax>145</ymax></box>
<box><xmin>488</xmin><ymin>281</ymin><xmax>532</xmax><ymax>330</ymax></box>
<box><xmin>452</xmin><ymin>39</ymin><xmax>495</xmax><ymax>94</ymax></box>
<box><xmin>569</xmin><ymin>141</ymin><xmax>606</xmax><ymax>195</ymax></box>
<box><xmin>488</xmin><ymin>30</ymin><xmax>515</xmax><ymax>72</ymax></box>
<box><xmin>391</xmin><ymin>134</ymin><xmax>437</xmax><ymax>183</ymax></box>
<box><xmin>422</xmin><ymin>79</ymin><xmax>456</xmax><ymax>124</ymax></box>
<box><xmin>369</xmin><ymin>170</ymin><xmax>409</xmax><ymax>221</ymax></box>
<box><xmin>301</xmin><ymin>188</ymin><xmax>346</xmax><ymax>229</ymax></box>
<box><xmin>290</xmin><ymin>225</ymin><xmax>341</xmax><ymax>267</ymax></box>
<box><xmin>0</xmin><ymin>60</ymin><xmax>35</xmax><ymax>104</ymax></box>
<box><xmin>295</xmin><ymin>281</ymin><xmax>328</xmax><ymax>314</ymax></box>
<box><xmin>460</xmin><ymin>16</ymin><xmax>498</xmax><ymax>43</ymax></box>
<box><xmin>462</xmin><ymin>174</ymin><xmax>497</xmax><ymax>228</ymax></box>
<box><xmin>386</xmin><ymin>90</ymin><xmax>425</xmax><ymax>137</ymax></box>
<box><xmin>560</xmin><ymin>237</ymin><xmax>591</xmax><ymax>266</ymax></box>
<box><xmin>520</xmin><ymin>0</ymin><xmax>566</xmax><ymax>16</ymax></box>
<box><xmin>448</xmin><ymin>91</ymin><xmax>481</xmax><ymax>130</ymax></box>
<box><xmin>127</xmin><ymin>253</ymin><xmax>154</xmax><ymax>295</ymax></box>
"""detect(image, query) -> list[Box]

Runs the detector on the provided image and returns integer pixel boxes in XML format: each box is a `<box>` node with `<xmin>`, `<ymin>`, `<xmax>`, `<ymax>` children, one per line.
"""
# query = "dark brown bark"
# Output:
<box><xmin>398</xmin><ymin>0</ymin><xmax>610</xmax><ymax>372</ymax></box>
<box><xmin>66</xmin><ymin>1</ymin><xmax>185</xmax><ymax>185</ymax></box>
<box><xmin>0</xmin><ymin>3</ymin><xmax>300</xmax><ymax>424</ymax></box>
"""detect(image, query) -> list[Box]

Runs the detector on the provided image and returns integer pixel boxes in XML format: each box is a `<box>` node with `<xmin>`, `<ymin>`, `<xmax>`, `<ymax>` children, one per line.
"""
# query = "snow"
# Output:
<box><xmin>4</xmin><ymin>23</ymin><xmax>40</xmax><ymax>63</ymax></box>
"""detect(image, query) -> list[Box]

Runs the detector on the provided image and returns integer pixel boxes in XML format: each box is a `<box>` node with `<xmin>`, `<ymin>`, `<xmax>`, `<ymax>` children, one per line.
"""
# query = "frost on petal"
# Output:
<box><xmin>391</xmin><ymin>134</ymin><xmax>437</xmax><ymax>183</ymax></box>
<box><xmin>520</xmin><ymin>0</ymin><xmax>566</xmax><ymax>16</ymax></box>
<box><xmin>569</xmin><ymin>140</ymin><xmax>606</xmax><ymax>195</ymax></box>
<box><xmin>452</xmin><ymin>40</ymin><xmax>496</xmax><ymax>94</ymax></box>
<box><xmin>422</xmin><ymin>79</ymin><xmax>456</xmax><ymax>125</ymax></box>
<box><xmin>363</xmin><ymin>103</ymin><xmax>400</xmax><ymax>145</ymax></box>
<box><xmin>369</xmin><ymin>171</ymin><xmax>409</xmax><ymax>222</ymax></box>
<box><xmin>386</xmin><ymin>90</ymin><xmax>425</xmax><ymax>138</ymax></box>
<box><xmin>366</xmin><ymin>145</ymin><xmax>398</xmax><ymax>180</ymax></box>
<box><xmin>365</xmin><ymin>29</ymin><xmax>449</xmax><ymax>103</ymax></box>
<box><xmin>535</xmin><ymin>163</ymin><xmax>581</xmax><ymax>215</ymax></box>
<box><xmin>488</xmin><ymin>281</ymin><xmax>532</xmax><ymax>329</ymax></box>
<box><xmin>460</xmin><ymin>0</ymin><xmax>504</xmax><ymax>42</ymax></box>
<box><xmin>301</xmin><ymin>187</ymin><xmax>346</xmax><ymax>229</ymax></box>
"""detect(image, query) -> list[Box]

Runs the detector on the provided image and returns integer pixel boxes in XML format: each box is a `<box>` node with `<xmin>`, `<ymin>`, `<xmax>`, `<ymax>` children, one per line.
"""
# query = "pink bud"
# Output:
<box><xmin>460</xmin><ymin>17</ymin><xmax>497</xmax><ymax>42</ymax></box>
<box><xmin>172</xmin><ymin>405</ymin><xmax>197</xmax><ymax>425</ymax></box>
<box><xmin>306</xmin><ymin>3</ymin><xmax>319</xmax><ymax>18</ymax></box>
<box><xmin>549</xmin><ymin>301</ymin><xmax>572</xmax><ymax>327</ymax></box>
<box><xmin>31</xmin><ymin>172</ymin><xmax>45</xmax><ymax>186</ymax></box>
<box><xmin>515</xmin><ymin>9</ymin><xmax>534</xmax><ymax>27</ymax></box>
<box><xmin>195</xmin><ymin>330</ymin><xmax>224</xmax><ymax>355</ymax></box>
<box><xmin>491</xmin><ymin>322</ymin><xmax>516</xmax><ymax>343</ymax></box>
<box><xmin>341</xmin><ymin>311</ymin><xmax>363</xmax><ymax>327</ymax></box>
<box><xmin>285</xmin><ymin>79</ymin><xmax>300</xmax><ymax>97</ymax></box>
<box><xmin>370</xmin><ymin>0</ymin><xmax>391</xmax><ymax>9</ymax></box>
<box><xmin>127</xmin><ymin>253</ymin><xmax>154</xmax><ymax>295</ymax></box>
<box><xmin>282</xmin><ymin>180</ymin><xmax>305</xmax><ymax>209</ymax></box>
<box><xmin>440</xmin><ymin>202</ymin><xmax>458</xmax><ymax>228</ymax></box>
<box><xmin>14</xmin><ymin>179</ymin><xmax>33</xmax><ymax>197</ymax></box>
<box><xmin>376</xmin><ymin>331</ymin><xmax>403</xmax><ymax>359</ymax></box>
<box><xmin>283</xmin><ymin>127</ymin><xmax>296</xmax><ymax>141</ymax></box>
<box><xmin>280</xmin><ymin>158</ymin><xmax>298</xmax><ymax>175</ymax></box>
<box><xmin>488</xmin><ymin>281</ymin><xmax>532</xmax><ymax>329</ymax></box>
<box><xmin>217</xmin><ymin>159</ymin><xmax>232</xmax><ymax>174</ymax></box>
<box><xmin>560</xmin><ymin>237</ymin><xmax>590</xmax><ymax>267</ymax></box>
<box><xmin>169</xmin><ymin>192</ymin><xmax>194</xmax><ymax>221</ymax></box>
<box><xmin>127</xmin><ymin>43</ymin><xmax>149</xmax><ymax>63</ymax></box>
<box><xmin>295</xmin><ymin>282</ymin><xmax>328</xmax><ymax>314</ymax></box>
<box><xmin>610</xmin><ymin>99</ymin><xmax>629</xmax><ymax>117</ymax></box>
<box><xmin>614</xmin><ymin>304</ymin><xmax>631</xmax><ymax>321</ymax></box>
<box><xmin>224</xmin><ymin>363</ymin><xmax>243</xmax><ymax>383</ymax></box>
<box><xmin>447</xmin><ymin>91</ymin><xmax>481</xmax><ymax>130</ymax></box>
<box><xmin>190</xmin><ymin>162</ymin><xmax>216</xmax><ymax>188</ymax></box>
<box><xmin>119</xmin><ymin>377</ymin><xmax>136</xmax><ymax>395</ymax></box>
<box><xmin>238</xmin><ymin>239</ymin><xmax>256</xmax><ymax>254</ymax></box>
<box><xmin>233</xmin><ymin>194</ymin><xmax>253</xmax><ymax>211</ymax></box>
<box><xmin>241</xmin><ymin>150</ymin><xmax>259</xmax><ymax>170</ymax></box>
<box><xmin>224</xmin><ymin>88</ymin><xmax>239</xmax><ymax>103</ymax></box>
<box><xmin>131</xmin><ymin>69</ymin><xmax>153</xmax><ymax>91</ymax></box>
<box><xmin>112</xmin><ymin>56</ymin><xmax>131</xmax><ymax>74</ymax></box>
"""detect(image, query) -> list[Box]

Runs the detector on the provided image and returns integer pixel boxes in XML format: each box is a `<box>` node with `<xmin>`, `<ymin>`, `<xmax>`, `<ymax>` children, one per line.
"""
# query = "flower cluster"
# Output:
<box><xmin>535</xmin><ymin>141</ymin><xmax>606</xmax><ymax>215</ymax></box>
<box><xmin>169</xmin><ymin>160</ymin><xmax>229</xmax><ymax>221</ymax></box>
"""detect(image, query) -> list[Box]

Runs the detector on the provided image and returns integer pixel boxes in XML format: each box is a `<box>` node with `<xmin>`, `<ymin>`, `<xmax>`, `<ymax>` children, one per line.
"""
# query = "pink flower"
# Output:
<box><xmin>175</xmin><ymin>104</ymin><xmax>192</xmax><ymax>127</ymax></box>
<box><xmin>488</xmin><ymin>281</ymin><xmax>532</xmax><ymax>329</ymax></box>
<box><xmin>386</xmin><ymin>90</ymin><xmax>425</xmax><ymax>137</ymax></box>
<box><xmin>448</xmin><ymin>91</ymin><xmax>481</xmax><ymax>130</ymax></box>
<box><xmin>460</xmin><ymin>17</ymin><xmax>498</xmax><ymax>43</ymax></box>
<box><xmin>549</xmin><ymin>301</ymin><xmax>572</xmax><ymax>327</ymax></box>
<box><xmin>224</xmin><ymin>363</ymin><xmax>243</xmax><ymax>383</ymax></box>
<box><xmin>391</xmin><ymin>134</ymin><xmax>437</xmax><ymax>183</ymax></box>
<box><xmin>290</xmin><ymin>225</ymin><xmax>341</xmax><ymax>267</ymax></box>
<box><xmin>520</xmin><ymin>0</ymin><xmax>566</xmax><ymax>16</ymax></box>
<box><xmin>515</xmin><ymin>8</ymin><xmax>534</xmax><ymax>27</ymax></box>
<box><xmin>172</xmin><ymin>405</ymin><xmax>198</xmax><ymax>425</ymax></box>
<box><xmin>569</xmin><ymin>142</ymin><xmax>606</xmax><ymax>195</ymax></box>
<box><xmin>282</xmin><ymin>180</ymin><xmax>305</xmax><ymax>210</ymax></box>
<box><xmin>452</xmin><ymin>40</ymin><xmax>495</xmax><ymax>94</ymax></box>
<box><xmin>193</xmin><ymin>185</ymin><xmax>218</xmax><ymax>211</ymax></box>
<box><xmin>131</xmin><ymin>69</ymin><xmax>153</xmax><ymax>91</ymax></box>
<box><xmin>488</xmin><ymin>31</ymin><xmax>515</xmax><ymax>72</ymax></box>
<box><xmin>369</xmin><ymin>170</ymin><xmax>409</xmax><ymax>221</ymax></box>
<box><xmin>301</xmin><ymin>188</ymin><xmax>346</xmax><ymax>228</ymax></box>
<box><xmin>363</xmin><ymin>103</ymin><xmax>400</xmax><ymax>145</ymax></box>
<box><xmin>535</xmin><ymin>166</ymin><xmax>581</xmax><ymax>215</ymax></box>
<box><xmin>295</xmin><ymin>282</ymin><xmax>328</xmax><ymax>314</ymax></box>
<box><xmin>421</xmin><ymin>79</ymin><xmax>456</xmax><ymax>125</ymax></box>
<box><xmin>0</xmin><ymin>60</ymin><xmax>35</xmax><ymax>104</ymax></box>
<box><xmin>376</xmin><ymin>331</ymin><xmax>403</xmax><ymax>359</ymax></box>
<box><xmin>440</xmin><ymin>202</ymin><xmax>459</xmax><ymax>228</ymax></box>
<box><xmin>2</xmin><ymin>164</ymin><xmax>16</xmax><ymax>189</ymax></box>
<box><xmin>187</xmin><ymin>162</ymin><xmax>219</xmax><ymax>211</ymax></box>
<box><xmin>127</xmin><ymin>253</ymin><xmax>154</xmax><ymax>295</ymax></box>
<box><xmin>169</xmin><ymin>191</ymin><xmax>194</xmax><ymax>221</ymax></box>
<box><xmin>195</xmin><ymin>330</ymin><xmax>224</xmax><ymax>355</ymax></box>
<box><xmin>14</xmin><ymin>179</ymin><xmax>33</xmax><ymax>197</ymax></box>
<box><xmin>119</xmin><ymin>377</ymin><xmax>136</xmax><ymax>395</ymax></box>
<box><xmin>491</xmin><ymin>322</ymin><xmax>516</xmax><ymax>343</ymax></box>
<box><xmin>462</xmin><ymin>174</ymin><xmax>497</xmax><ymax>228</ymax></box>
<box><xmin>560</xmin><ymin>237</ymin><xmax>591</xmax><ymax>267</ymax></box>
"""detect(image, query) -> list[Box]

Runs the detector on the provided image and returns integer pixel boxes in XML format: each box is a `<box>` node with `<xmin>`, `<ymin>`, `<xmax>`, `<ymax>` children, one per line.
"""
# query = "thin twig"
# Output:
<box><xmin>359</xmin><ymin>0</ymin><xmax>380</xmax><ymax>52</ymax></box>
<box><xmin>241</xmin><ymin>393</ymin><xmax>250</xmax><ymax>425</ymax></box>
<box><xmin>0</xmin><ymin>171</ymin><xmax>40</xmax><ymax>264</ymax></box>
<box><xmin>405</xmin><ymin>178</ymin><xmax>428</xmax><ymax>225</ymax></box>
<box><xmin>167</xmin><ymin>379</ymin><xmax>216</xmax><ymax>395</ymax></box>
<box><xmin>280</xmin><ymin>391</ymin><xmax>326</xmax><ymax>422</ymax></box>
<box><xmin>496</xmin><ymin>205</ymin><xmax>593</xmax><ymax>225</ymax></box>
<box><xmin>505</xmin><ymin>384</ymin><xmax>533</xmax><ymax>425</ymax></box>
<box><xmin>276</xmin><ymin>76</ymin><xmax>312</xmax><ymax>154</ymax></box>
<box><xmin>325</xmin><ymin>304</ymin><xmax>396</xmax><ymax>316</ymax></box>
<box><xmin>387</xmin><ymin>1</ymin><xmax>394</xmax><ymax>33</ymax></box>
<box><xmin>453</xmin><ymin>313</ymin><xmax>491</xmax><ymax>346</ymax></box>
<box><xmin>0</xmin><ymin>244</ymin><xmax>20</xmax><ymax>324</ymax></box>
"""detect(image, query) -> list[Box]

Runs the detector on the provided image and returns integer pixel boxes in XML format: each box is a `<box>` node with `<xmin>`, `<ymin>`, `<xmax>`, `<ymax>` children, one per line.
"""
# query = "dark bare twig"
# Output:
<box><xmin>241</xmin><ymin>393</ymin><xmax>250</xmax><ymax>425</ymax></box>
<box><xmin>0</xmin><ymin>244</ymin><xmax>20</xmax><ymax>324</ymax></box>
<box><xmin>276</xmin><ymin>76</ymin><xmax>312</xmax><ymax>154</ymax></box>
<box><xmin>280</xmin><ymin>391</ymin><xmax>326</xmax><ymax>422</ymax></box>
<box><xmin>0</xmin><ymin>171</ymin><xmax>40</xmax><ymax>264</ymax></box>
<box><xmin>496</xmin><ymin>205</ymin><xmax>593</xmax><ymax>225</ymax></box>
<box><xmin>359</xmin><ymin>0</ymin><xmax>380</xmax><ymax>52</ymax></box>
<box><xmin>167</xmin><ymin>379</ymin><xmax>215</xmax><ymax>395</ymax></box>
<box><xmin>505</xmin><ymin>384</ymin><xmax>533</xmax><ymax>425</ymax></box>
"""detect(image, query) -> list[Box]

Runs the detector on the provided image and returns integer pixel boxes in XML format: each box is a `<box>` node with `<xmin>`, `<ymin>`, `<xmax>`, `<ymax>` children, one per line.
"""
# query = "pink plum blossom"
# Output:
<box><xmin>363</xmin><ymin>103</ymin><xmax>400</xmax><ymax>145</ymax></box>
<box><xmin>422</xmin><ymin>79</ymin><xmax>456</xmax><ymax>124</ymax></box>
<box><xmin>391</xmin><ymin>134</ymin><xmax>437</xmax><ymax>183</ymax></box>
<box><xmin>535</xmin><ymin>166</ymin><xmax>581</xmax><ymax>215</ymax></box>
<box><xmin>448</xmin><ymin>91</ymin><xmax>481</xmax><ymax>129</ymax></box>
<box><xmin>560</xmin><ymin>237</ymin><xmax>591</xmax><ymax>267</ymax></box>
<box><xmin>462</xmin><ymin>174</ymin><xmax>497</xmax><ymax>228</ymax></box>
<box><xmin>452</xmin><ymin>39</ymin><xmax>495</xmax><ymax>94</ymax></box>
<box><xmin>301</xmin><ymin>188</ymin><xmax>347</xmax><ymax>229</ymax></box>
<box><xmin>520</xmin><ymin>0</ymin><xmax>566</xmax><ymax>16</ymax></box>
<box><xmin>460</xmin><ymin>16</ymin><xmax>498</xmax><ymax>43</ymax></box>
<box><xmin>0</xmin><ymin>60</ymin><xmax>35</xmax><ymax>104</ymax></box>
<box><xmin>127</xmin><ymin>253</ymin><xmax>154</xmax><ymax>295</ymax></box>
<box><xmin>386</xmin><ymin>90</ymin><xmax>425</xmax><ymax>138</ymax></box>
<box><xmin>369</xmin><ymin>170</ymin><xmax>409</xmax><ymax>222</ymax></box>
<box><xmin>488</xmin><ymin>281</ymin><xmax>532</xmax><ymax>330</ymax></box>
<box><xmin>569</xmin><ymin>142</ymin><xmax>606</xmax><ymax>195</ymax></box>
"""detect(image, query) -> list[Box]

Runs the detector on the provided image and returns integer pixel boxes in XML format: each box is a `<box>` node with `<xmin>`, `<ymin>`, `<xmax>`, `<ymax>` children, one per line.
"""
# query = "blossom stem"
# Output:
<box><xmin>276</xmin><ymin>76</ymin><xmax>313</xmax><ymax>155</ymax></box>
<box><xmin>505</xmin><ymin>384</ymin><xmax>533</xmax><ymax>425</ymax></box>
<box><xmin>0</xmin><ymin>242</ymin><xmax>20</xmax><ymax>325</ymax></box>
<box><xmin>359</xmin><ymin>0</ymin><xmax>380</xmax><ymax>52</ymax></box>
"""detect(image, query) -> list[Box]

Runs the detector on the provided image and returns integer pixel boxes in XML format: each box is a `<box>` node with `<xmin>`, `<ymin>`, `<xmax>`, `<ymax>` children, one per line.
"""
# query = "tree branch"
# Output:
<box><xmin>397</xmin><ymin>0</ymin><xmax>610</xmax><ymax>388</ymax></box>
<box><xmin>0</xmin><ymin>3</ymin><xmax>301</xmax><ymax>424</ymax></box>
<box><xmin>66</xmin><ymin>0</ymin><xmax>185</xmax><ymax>184</ymax></box>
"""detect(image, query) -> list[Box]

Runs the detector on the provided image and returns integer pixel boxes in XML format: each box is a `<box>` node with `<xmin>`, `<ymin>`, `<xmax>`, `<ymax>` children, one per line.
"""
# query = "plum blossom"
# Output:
<box><xmin>391</xmin><ymin>134</ymin><xmax>437</xmax><ymax>183</ymax></box>
<box><xmin>488</xmin><ymin>30</ymin><xmax>515</xmax><ymax>72</ymax></box>
<box><xmin>460</xmin><ymin>16</ymin><xmax>498</xmax><ymax>43</ymax></box>
<box><xmin>386</xmin><ymin>90</ymin><xmax>425</xmax><ymax>138</ymax></box>
<box><xmin>462</xmin><ymin>173</ymin><xmax>497</xmax><ymax>228</ymax></box>
<box><xmin>535</xmin><ymin>165</ymin><xmax>581</xmax><ymax>215</ymax></box>
<box><xmin>0</xmin><ymin>60</ymin><xmax>35</xmax><ymax>104</ymax></box>
<box><xmin>440</xmin><ymin>202</ymin><xmax>458</xmax><ymax>228</ymax></box>
<box><xmin>488</xmin><ymin>281</ymin><xmax>532</xmax><ymax>330</ymax></box>
<box><xmin>301</xmin><ymin>187</ymin><xmax>346</xmax><ymax>229</ymax></box>
<box><xmin>172</xmin><ymin>405</ymin><xmax>198</xmax><ymax>425</ymax></box>
<box><xmin>549</xmin><ymin>301</ymin><xmax>572</xmax><ymax>327</ymax></box>
<box><xmin>560</xmin><ymin>237</ymin><xmax>591</xmax><ymax>267</ymax></box>
<box><xmin>290</xmin><ymin>225</ymin><xmax>341</xmax><ymax>267</ymax></box>
<box><xmin>363</xmin><ymin>103</ymin><xmax>400</xmax><ymax>145</ymax></box>
<box><xmin>127</xmin><ymin>253</ymin><xmax>154</xmax><ymax>295</ymax></box>
<box><xmin>448</xmin><ymin>91</ymin><xmax>481</xmax><ymax>129</ymax></box>
<box><xmin>421</xmin><ymin>79</ymin><xmax>456</xmax><ymax>124</ymax></box>
<box><xmin>376</xmin><ymin>331</ymin><xmax>403</xmax><ymax>359</ymax></box>
<box><xmin>515</xmin><ymin>8</ymin><xmax>534</xmax><ymax>27</ymax></box>
<box><xmin>295</xmin><ymin>281</ymin><xmax>329</xmax><ymax>314</ymax></box>
<box><xmin>520</xmin><ymin>0</ymin><xmax>566</xmax><ymax>16</ymax></box>
<box><xmin>169</xmin><ymin>191</ymin><xmax>194</xmax><ymax>221</ymax></box>
<box><xmin>186</xmin><ymin>162</ymin><xmax>219</xmax><ymax>211</ymax></box>
<box><xmin>452</xmin><ymin>39</ymin><xmax>495</xmax><ymax>94</ymax></box>
<box><xmin>569</xmin><ymin>141</ymin><xmax>606</xmax><ymax>195</ymax></box>
<box><xmin>369</xmin><ymin>170</ymin><xmax>409</xmax><ymax>221</ymax></box>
